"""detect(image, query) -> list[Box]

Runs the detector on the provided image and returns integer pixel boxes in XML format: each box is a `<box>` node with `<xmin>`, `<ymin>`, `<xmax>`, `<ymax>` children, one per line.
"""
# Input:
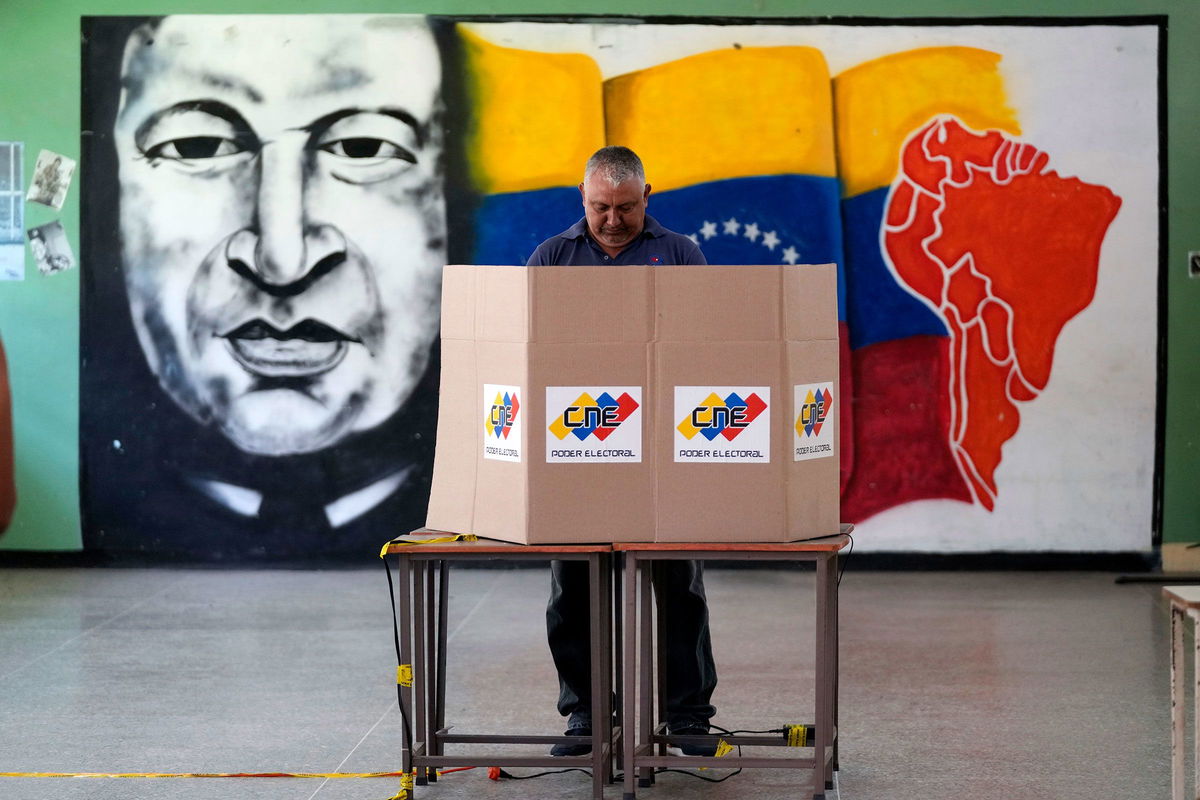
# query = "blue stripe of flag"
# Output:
<box><xmin>841</xmin><ymin>187</ymin><xmax>947</xmax><ymax>350</ymax></box>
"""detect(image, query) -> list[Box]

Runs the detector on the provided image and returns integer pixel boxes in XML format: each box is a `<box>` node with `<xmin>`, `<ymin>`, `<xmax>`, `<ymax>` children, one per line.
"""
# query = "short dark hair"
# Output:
<box><xmin>584</xmin><ymin>145</ymin><xmax>645</xmax><ymax>186</ymax></box>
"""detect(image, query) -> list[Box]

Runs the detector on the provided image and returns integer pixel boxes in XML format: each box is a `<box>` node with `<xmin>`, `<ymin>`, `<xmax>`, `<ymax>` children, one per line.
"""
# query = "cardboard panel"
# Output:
<box><xmin>440</xmin><ymin>265</ymin><xmax>478</xmax><ymax>341</ymax></box>
<box><xmin>429</xmin><ymin>263</ymin><xmax>840</xmax><ymax>545</ymax></box>
<box><xmin>783</xmin><ymin>264</ymin><xmax>840</xmax><ymax>342</ymax></box>
<box><xmin>475</xmin><ymin>265</ymin><xmax>531</xmax><ymax>343</ymax></box>
<box><xmin>526</xmin><ymin>342</ymin><xmax>653</xmax><ymax>543</ymax></box>
<box><xmin>655</xmin><ymin>265</ymin><xmax>784</xmax><ymax>342</ymax></box>
<box><xmin>786</xmin><ymin>339</ymin><xmax>841</xmax><ymax>539</ymax></box>
<box><xmin>530</xmin><ymin>265</ymin><xmax>653</xmax><ymax>343</ymax></box>
<box><xmin>655</xmin><ymin>340</ymin><xmax>787</xmax><ymax>542</ymax></box>
<box><xmin>470</xmin><ymin>340</ymin><xmax>532</xmax><ymax>543</ymax></box>
<box><xmin>425</xmin><ymin>338</ymin><xmax>480</xmax><ymax>536</ymax></box>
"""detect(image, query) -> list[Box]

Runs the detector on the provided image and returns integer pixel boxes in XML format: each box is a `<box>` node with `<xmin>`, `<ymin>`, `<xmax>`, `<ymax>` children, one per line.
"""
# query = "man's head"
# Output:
<box><xmin>113</xmin><ymin>15</ymin><xmax>446</xmax><ymax>456</ymax></box>
<box><xmin>579</xmin><ymin>145</ymin><xmax>651</xmax><ymax>256</ymax></box>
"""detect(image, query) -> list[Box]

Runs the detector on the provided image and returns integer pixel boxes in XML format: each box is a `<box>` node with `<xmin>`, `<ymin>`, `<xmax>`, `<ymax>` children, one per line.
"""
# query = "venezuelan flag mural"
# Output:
<box><xmin>459</xmin><ymin>21</ymin><xmax>1156</xmax><ymax>554</ymax></box>
<box><xmin>74</xmin><ymin>17</ymin><xmax>1158</xmax><ymax>560</ymax></box>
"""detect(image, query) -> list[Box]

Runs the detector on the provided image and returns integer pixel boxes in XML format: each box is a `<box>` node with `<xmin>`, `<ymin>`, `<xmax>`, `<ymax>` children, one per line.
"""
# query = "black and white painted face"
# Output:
<box><xmin>114</xmin><ymin>15</ymin><xmax>446</xmax><ymax>456</ymax></box>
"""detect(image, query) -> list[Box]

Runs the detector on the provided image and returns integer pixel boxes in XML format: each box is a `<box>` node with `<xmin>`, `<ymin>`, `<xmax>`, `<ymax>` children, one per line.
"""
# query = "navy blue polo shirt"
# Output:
<box><xmin>525</xmin><ymin>214</ymin><xmax>707</xmax><ymax>266</ymax></box>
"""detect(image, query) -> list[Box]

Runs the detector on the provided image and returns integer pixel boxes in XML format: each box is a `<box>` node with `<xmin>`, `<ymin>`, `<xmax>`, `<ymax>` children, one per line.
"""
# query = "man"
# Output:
<box><xmin>528</xmin><ymin>146</ymin><xmax>719</xmax><ymax>756</ymax></box>
<box><xmin>80</xmin><ymin>15</ymin><xmax>449</xmax><ymax>559</ymax></box>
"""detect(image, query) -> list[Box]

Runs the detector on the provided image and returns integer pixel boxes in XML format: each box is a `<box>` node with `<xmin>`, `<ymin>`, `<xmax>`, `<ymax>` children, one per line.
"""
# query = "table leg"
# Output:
<box><xmin>832</xmin><ymin>550</ymin><xmax>840</xmax><ymax>775</ymax></box>
<box><xmin>1192</xmin><ymin>608</ymin><xmax>1200</xmax><ymax>800</ymax></box>
<box><xmin>600</xmin><ymin>553</ymin><xmax>614</xmax><ymax>784</ymax></box>
<box><xmin>653</xmin><ymin>562</ymin><xmax>667</xmax><ymax>750</ymax></box>
<box><xmin>613</xmin><ymin>552</ymin><xmax>624</xmax><ymax>776</ymax></box>
<box><xmin>413</xmin><ymin>561</ymin><xmax>429</xmax><ymax>785</ymax></box>
<box><xmin>423</xmin><ymin>561</ymin><xmax>437</xmax><ymax>783</ymax></box>
<box><xmin>589</xmin><ymin>554</ymin><xmax>606</xmax><ymax>800</ymax></box>
<box><xmin>1173</xmin><ymin>604</ymin><xmax>1186</xmax><ymax>800</ymax></box>
<box><xmin>397</xmin><ymin>555</ymin><xmax>414</xmax><ymax>797</ymax></box>
<box><xmin>813</xmin><ymin>552</ymin><xmax>831</xmax><ymax>800</ymax></box>
<box><xmin>639</xmin><ymin>558</ymin><xmax>655</xmax><ymax>787</ymax></box>
<box><xmin>624</xmin><ymin>554</ymin><xmax>643</xmax><ymax>800</ymax></box>
<box><xmin>623</xmin><ymin>552</ymin><xmax>638</xmax><ymax>800</ymax></box>
<box><xmin>433</xmin><ymin>561</ymin><xmax>449</xmax><ymax>772</ymax></box>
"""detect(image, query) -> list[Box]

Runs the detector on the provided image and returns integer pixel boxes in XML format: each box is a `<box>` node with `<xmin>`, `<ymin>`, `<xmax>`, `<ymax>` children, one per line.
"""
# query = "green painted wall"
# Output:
<box><xmin>0</xmin><ymin>0</ymin><xmax>1194</xmax><ymax>552</ymax></box>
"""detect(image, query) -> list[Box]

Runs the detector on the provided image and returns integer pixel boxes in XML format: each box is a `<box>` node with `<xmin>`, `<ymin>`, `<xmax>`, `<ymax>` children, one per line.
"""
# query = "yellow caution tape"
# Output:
<box><xmin>389</xmin><ymin>771</ymin><xmax>416</xmax><ymax>798</ymax></box>
<box><xmin>380</xmin><ymin>533</ymin><xmax>478</xmax><ymax>557</ymax></box>
<box><xmin>397</xmin><ymin>664</ymin><xmax>413</xmax><ymax>687</ymax></box>
<box><xmin>714</xmin><ymin>739</ymin><xmax>734</xmax><ymax>758</ymax></box>
<box><xmin>0</xmin><ymin>772</ymin><xmax>403</xmax><ymax>778</ymax></box>
<box><xmin>786</xmin><ymin>724</ymin><xmax>808</xmax><ymax>747</ymax></box>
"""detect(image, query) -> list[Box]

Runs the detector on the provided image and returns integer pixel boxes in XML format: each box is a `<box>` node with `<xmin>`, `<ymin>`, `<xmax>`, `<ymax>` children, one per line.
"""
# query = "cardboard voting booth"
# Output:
<box><xmin>425</xmin><ymin>264</ymin><xmax>839</xmax><ymax>544</ymax></box>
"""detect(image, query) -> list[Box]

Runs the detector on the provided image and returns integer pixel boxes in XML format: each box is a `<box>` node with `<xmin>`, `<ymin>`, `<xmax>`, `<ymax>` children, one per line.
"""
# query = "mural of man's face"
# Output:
<box><xmin>114</xmin><ymin>16</ymin><xmax>446</xmax><ymax>455</ymax></box>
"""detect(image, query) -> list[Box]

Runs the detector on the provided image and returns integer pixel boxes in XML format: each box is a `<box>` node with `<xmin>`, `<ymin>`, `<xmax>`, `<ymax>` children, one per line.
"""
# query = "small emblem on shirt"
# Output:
<box><xmin>649</xmin><ymin>255</ymin><xmax>662</xmax><ymax>264</ymax></box>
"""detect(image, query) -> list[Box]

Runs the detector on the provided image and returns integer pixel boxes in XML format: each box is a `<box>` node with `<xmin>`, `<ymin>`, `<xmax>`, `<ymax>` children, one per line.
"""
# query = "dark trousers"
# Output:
<box><xmin>546</xmin><ymin>559</ymin><xmax>717</xmax><ymax>728</ymax></box>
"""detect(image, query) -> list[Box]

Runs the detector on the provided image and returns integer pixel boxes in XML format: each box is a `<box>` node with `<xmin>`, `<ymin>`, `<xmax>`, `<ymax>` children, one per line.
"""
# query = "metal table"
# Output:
<box><xmin>382</xmin><ymin>532</ymin><xmax>617</xmax><ymax>800</ymax></box>
<box><xmin>616</xmin><ymin>527</ymin><xmax>851</xmax><ymax>800</ymax></box>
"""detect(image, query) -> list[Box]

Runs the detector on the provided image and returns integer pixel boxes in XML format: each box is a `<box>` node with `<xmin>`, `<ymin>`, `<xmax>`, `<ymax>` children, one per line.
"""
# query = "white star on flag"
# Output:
<box><xmin>687</xmin><ymin>233</ymin><xmax>699</xmax><ymax>244</ymax></box>
<box><xmin>723</xmin><ymin>217</ymin><xmax>740</xmax><ymax>235</ymax></box>
<box><xmin>699</xmin><ymin>220</ymin><xmax>718</xmax><ymax>240</ymax></box>
<box><xmin>743</xmin><ymin>222</ymin><xmax>760</xmax><ymax>242</ymax></box>
<box><xmin>762</xmin><ymin>230</ymin><xmax>780</xmax><ymax>251</ymax></box>
<box><xmin>781</xmin><ymin>246</ymin><xmax>799</xmax><ymax>265</ymax></box>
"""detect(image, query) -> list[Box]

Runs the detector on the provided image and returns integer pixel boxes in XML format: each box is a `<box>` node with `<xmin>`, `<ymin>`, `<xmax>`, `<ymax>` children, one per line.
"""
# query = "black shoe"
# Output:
<box><xmin>550</xmin><ymin>726</ymin><xmax>592</xmax><ymax>757</ymax></box>
<box><xmin>666</xmin><ymin>722</ymin><xmax>719</xmax><ymax>757</ymax></box>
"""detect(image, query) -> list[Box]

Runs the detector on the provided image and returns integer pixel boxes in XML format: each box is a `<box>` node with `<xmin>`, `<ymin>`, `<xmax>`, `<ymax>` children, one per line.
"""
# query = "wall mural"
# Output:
<box><xmin>80</xmin><ymin>16</ymin><xmax>1159</xmax><ymax>560</ymax></box>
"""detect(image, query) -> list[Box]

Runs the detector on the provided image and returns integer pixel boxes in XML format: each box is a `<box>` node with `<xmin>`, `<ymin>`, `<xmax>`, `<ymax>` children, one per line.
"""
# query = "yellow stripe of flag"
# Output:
<box><xmin>458</xmin><ymin>27</ymin><xmax>605</xmax><ymax>194</ymax></box>
<box><xmin>833</xmin><ymin>46</ymin><xmax>1021</xmax><ymax>198</ymax></box>
<box><xmin>604</xmin><ymin>46</ymin><xmax>836</xmax><ymax>191</ymax></box>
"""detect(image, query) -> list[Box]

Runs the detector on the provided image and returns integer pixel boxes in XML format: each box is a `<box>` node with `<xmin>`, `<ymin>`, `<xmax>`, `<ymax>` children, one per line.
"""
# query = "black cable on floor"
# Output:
<box><xmin>491</xmin><ymin>767</ymin><xmax>593</xmax><ymax>780</ymax></box>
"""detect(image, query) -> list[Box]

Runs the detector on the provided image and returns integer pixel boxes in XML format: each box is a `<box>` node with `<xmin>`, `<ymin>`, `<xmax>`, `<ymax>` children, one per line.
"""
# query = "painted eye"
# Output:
<box><xmin>319</xmin><ymin>138</ymin><xmax>416</xmax><ymax>163</ymax></box>
<box><xmin>145</xmin><ymin>136</ymin><xmax>246</xmax><ymax>160</ymax></box>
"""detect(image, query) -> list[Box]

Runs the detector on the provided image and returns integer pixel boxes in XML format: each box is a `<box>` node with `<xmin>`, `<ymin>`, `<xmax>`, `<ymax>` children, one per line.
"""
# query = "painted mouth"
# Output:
<box><xmin>222</xmin><ymin>319</ymin><xmax>357</xmax><ymax>378</ymax></box>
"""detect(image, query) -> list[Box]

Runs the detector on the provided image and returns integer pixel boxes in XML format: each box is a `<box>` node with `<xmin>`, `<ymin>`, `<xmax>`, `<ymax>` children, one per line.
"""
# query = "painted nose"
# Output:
<box><xmin>224</xmin><ymin>140</ymin><xmax>347</xmax><ymax>291</ymax></box>
<box><xmin>255</xmin><ymin>143</ymin><xmax>308</xmax><ymax>284</ymax></box>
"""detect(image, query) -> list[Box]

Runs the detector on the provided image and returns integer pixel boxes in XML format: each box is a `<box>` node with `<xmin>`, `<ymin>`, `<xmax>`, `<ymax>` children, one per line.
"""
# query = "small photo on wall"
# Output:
<box><xmin>26</xmin><ymin>149</ymin><xmax>76</xmax><ymax>210</ymax></box>
<box><xmin>27</xmin><ymin>221</ymin><xmax>76</xmax><ymax>275</ymax></box>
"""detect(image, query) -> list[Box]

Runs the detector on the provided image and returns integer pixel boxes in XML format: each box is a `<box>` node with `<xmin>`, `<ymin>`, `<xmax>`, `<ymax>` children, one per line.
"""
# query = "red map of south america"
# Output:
<box><xmin>882</xmin><ymin>116</ymin><xmax>1122</xmax><ymax>511</ymax></box>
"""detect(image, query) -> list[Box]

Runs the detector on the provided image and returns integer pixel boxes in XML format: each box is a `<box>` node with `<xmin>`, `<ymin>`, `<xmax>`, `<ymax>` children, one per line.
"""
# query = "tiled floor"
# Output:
<box><xmin>0</xmin><ymin>565</ymin><xmax>1177</xmax><ymax>799</ymax></box>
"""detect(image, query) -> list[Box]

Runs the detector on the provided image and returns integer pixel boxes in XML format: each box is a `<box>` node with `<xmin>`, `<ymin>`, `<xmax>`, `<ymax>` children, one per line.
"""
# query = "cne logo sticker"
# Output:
<box><xmin>674</xmin><ymin>387</ymin><xmax>770</xmax><ymax>463</ymax></box>
<box><xmin>483</xmin><ymin>384</ymin><xmax>522</xmax><ymax>462</ymax></box>
<box><xmin>546</xmin><ymin>387</ymin><xmax>642</xmax><ymax>463</ymax></box>
<box><xmin>793</xmin><ymin>382</ymin><xmax>835</xmax><ymax>462</ymax></box>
